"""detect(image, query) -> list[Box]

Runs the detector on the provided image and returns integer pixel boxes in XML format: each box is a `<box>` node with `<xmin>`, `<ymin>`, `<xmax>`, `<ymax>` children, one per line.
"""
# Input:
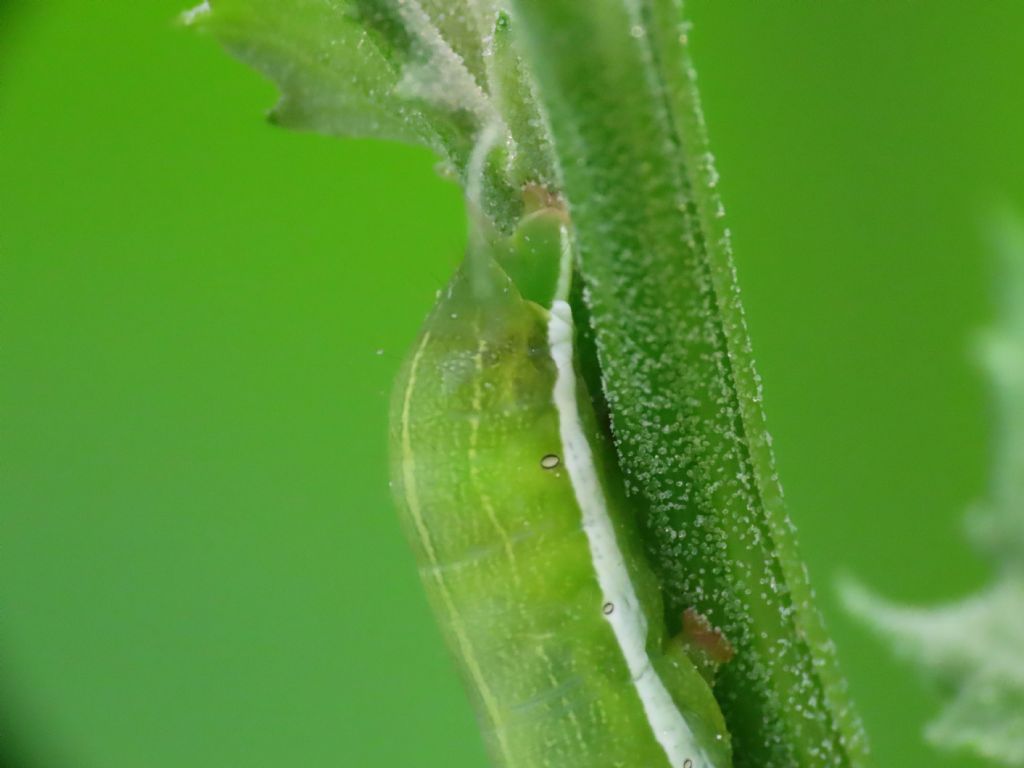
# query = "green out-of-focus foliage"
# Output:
<box><xmin>2</xmin><ymin>2</ymin><xmax>1024</xmax><ymax>768</ymax></box>
<box><xmin>846</xmin><ymin>214</ymin><xmax>1024</xmax><ymax>767</ymax></box>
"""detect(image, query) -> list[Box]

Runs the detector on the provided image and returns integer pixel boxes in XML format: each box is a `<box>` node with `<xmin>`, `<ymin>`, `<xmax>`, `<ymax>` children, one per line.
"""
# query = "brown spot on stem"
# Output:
<box><xmin>683</xmin><ymin>607</ymin><xmax>735</xmax><ymax>664</ymax></box>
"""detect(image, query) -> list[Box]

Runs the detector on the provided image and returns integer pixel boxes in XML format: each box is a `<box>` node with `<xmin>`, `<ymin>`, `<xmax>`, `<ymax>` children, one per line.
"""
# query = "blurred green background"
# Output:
<box><xmin>2</xmin><ymin>2</ymin><xmax>1022</xmax><ymax>766</ymax></box>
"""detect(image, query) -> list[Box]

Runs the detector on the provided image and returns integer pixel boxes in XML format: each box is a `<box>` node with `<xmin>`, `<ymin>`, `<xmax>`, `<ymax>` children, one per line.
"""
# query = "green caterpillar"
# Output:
<box><xmin>389</xmin><ymin>204</ymin><xmax>732</xmax><ymax>768</ymax></box>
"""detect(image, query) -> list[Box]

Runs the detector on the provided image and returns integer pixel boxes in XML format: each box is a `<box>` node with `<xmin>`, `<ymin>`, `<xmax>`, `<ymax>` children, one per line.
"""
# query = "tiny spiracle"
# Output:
<box><xmin>683</xmin><ymin>760</ymin><xmax>693</xmax><ymax>768</ymax></box>
<box><xmin>602</xmin><ymin>602</ymin><xmax>615</xmax><ymax>615</ymax></box>
<box><xmin>540</xmin><ymin>454</ymin><xmax>561</xmax><ymax>470</ymax></box>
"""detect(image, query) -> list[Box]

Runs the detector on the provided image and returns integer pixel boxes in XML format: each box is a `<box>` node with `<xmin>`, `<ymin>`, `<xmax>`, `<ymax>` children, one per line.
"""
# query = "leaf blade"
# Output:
<box><xmin>200</xmin><ymin>0</ymin><xmax>441</xmax><ymax>148</ymax></box>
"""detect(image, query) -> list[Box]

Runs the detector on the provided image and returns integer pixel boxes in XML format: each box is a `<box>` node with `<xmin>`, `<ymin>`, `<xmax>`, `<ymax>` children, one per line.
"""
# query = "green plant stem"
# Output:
<box><xmin>508</xmin><ymin>2</ymin><xmax>865</xmax><ymax>765</ymax></box>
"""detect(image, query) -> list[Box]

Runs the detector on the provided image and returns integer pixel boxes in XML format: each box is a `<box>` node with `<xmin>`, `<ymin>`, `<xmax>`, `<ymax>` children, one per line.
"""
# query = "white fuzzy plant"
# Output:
<box><xmin>845</xmin><ymin>214</ymin><xmax>1024</xmax><ymax>767</ymax></box>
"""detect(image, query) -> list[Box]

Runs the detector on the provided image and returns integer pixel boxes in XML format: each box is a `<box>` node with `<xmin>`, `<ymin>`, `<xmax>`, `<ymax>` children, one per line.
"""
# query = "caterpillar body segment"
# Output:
<box><xmin>389</xmin><ymin>214</ymin><xmax>732</xmax><ymax>768</ymax></box>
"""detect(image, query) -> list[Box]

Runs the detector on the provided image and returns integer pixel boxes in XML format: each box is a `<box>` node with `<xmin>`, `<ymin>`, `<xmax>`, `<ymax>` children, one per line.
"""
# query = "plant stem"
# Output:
<box><xmin>508</xmin><ymin>2</ymin><xmax>867</xmax><ymax>765</ymax></box>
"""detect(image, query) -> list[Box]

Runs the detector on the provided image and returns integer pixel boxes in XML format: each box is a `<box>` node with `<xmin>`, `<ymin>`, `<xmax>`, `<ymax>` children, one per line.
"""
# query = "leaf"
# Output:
<box><xmin>971</xmin><ymin>214</ymin><xmax>1024</xmax><ymax>565</ymax></box>
<box><xmin>845</xmin><ymin>212</ymin><xmax>1024</xmax><ymax>766</ymax></box>
<box><xmin>193</xmin><ymin>0</ymin><xmax>556</xmax><ymax>230</ymax></box>
<box><xmin>193</xmin><ymin>0</ymin><xmax>442</xmax><ymax>149</ymax></box>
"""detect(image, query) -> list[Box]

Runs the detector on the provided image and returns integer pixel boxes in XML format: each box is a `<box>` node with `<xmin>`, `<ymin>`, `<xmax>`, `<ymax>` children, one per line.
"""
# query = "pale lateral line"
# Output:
<box><xmin>400</xmin><ymin>330</ymin><xmax>515</xmax><ymax>765</ymax></box>
<box><xmin>547</xmin><ymin>238</ymin><xmax>715</xmax><ymax>767</ymax></box>
<box><xmin>469</xmin><ymin>336</ymin><xmax>519</xmax><ymax>572</ymax></box>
